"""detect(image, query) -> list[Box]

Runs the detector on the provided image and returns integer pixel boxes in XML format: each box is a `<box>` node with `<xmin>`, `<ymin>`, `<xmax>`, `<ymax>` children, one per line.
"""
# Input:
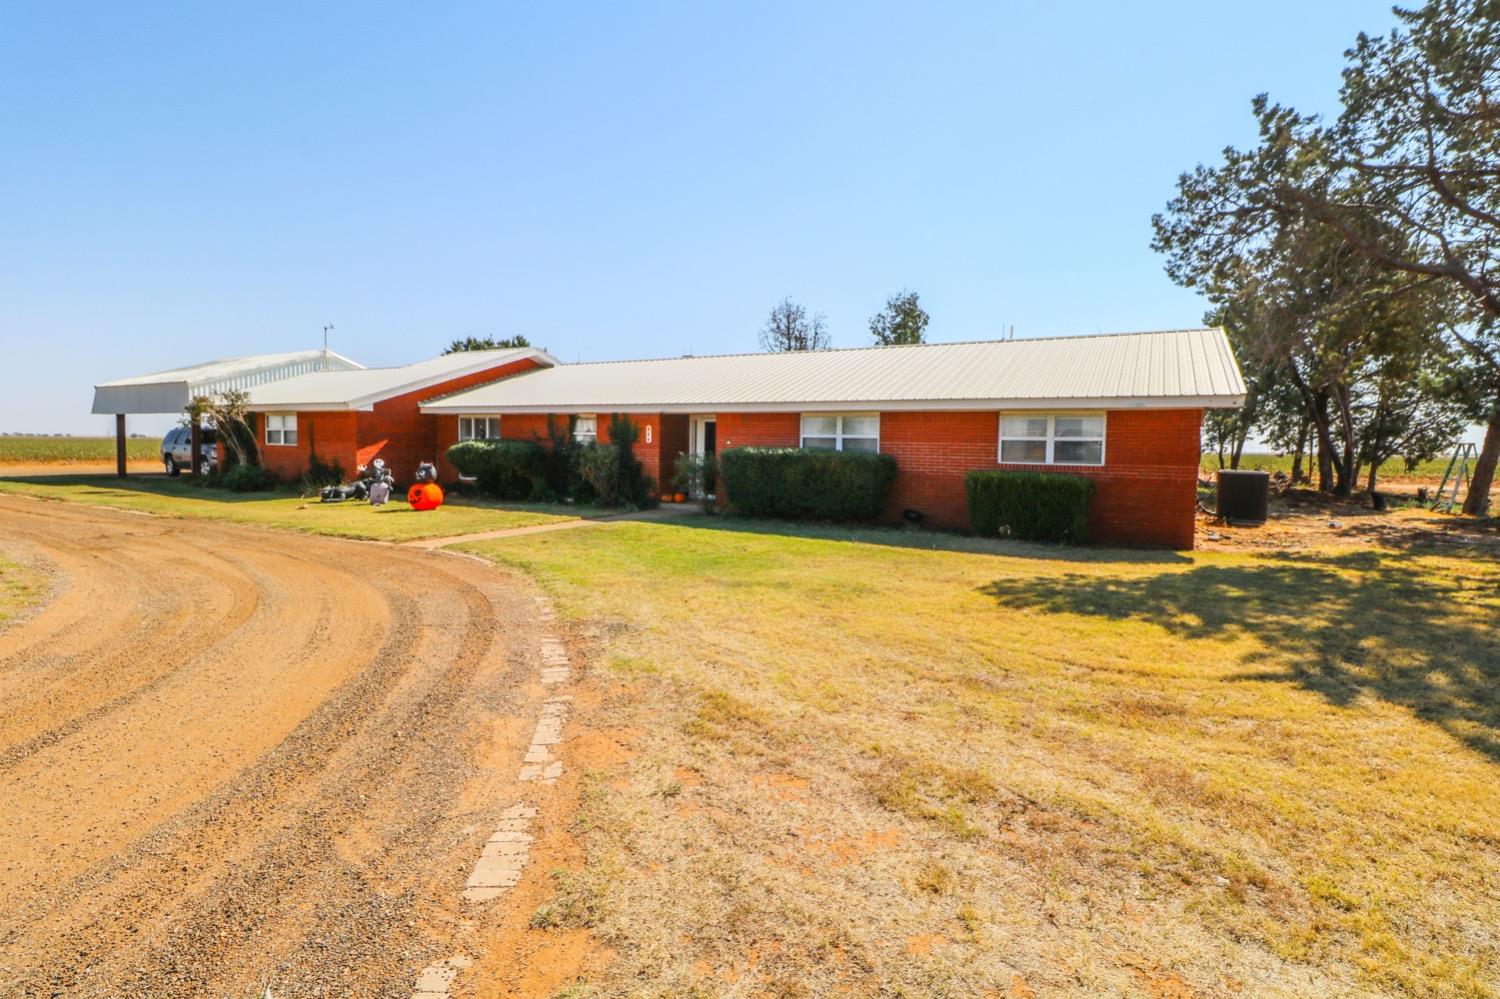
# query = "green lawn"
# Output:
<box><xmin>0</xmin><ymin>475</ymin><xmax>583</xmax><ymax>542</ymax></box>
<box><xmin>466</xmin><ymin>519</ymin><xmax>1500</xmax><ymax>998</ymax></box>
<box><xmin>1202</xmin><ymin>451</ymin><xmax>1456</xmax><ymax>478</ymax></box>
<box><xmin>0</xmin><ymin>435</ymin><xmax>159</xmax><ymax>463</ymax></box>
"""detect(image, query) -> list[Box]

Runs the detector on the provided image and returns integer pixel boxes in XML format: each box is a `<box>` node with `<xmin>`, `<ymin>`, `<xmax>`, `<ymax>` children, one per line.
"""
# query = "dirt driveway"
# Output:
<box><xmin>0</xmin><ymin>496</ymin><xmax>549</xmax><ymax>997</ymax></box>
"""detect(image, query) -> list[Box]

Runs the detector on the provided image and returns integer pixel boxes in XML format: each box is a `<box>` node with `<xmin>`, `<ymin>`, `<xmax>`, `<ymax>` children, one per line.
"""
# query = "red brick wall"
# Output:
<box><xmin>259</xmin><ymin>356</ymin><xmax>543</xmax><ymax>487</ymax></box>
<box><xmin>598</xmin><ymin>413</ymin><xmax>668</xmax><ymax>490</ymax></box>
<box><xmin>258</xmin><ymin>411</ymin><xmax>360</xmax><ymax>484</ymax></box>
<box><xmin>657</xmin><ymin>414</ymin><xmax>690</xmax><ymax>493</ymax></box>
<box><xmin>880</xmin><ymin>411</ymin><xmax>998</xmax><ymax>529</ymax></box>
<box><xmin>713</xmin><ymin>408</ymin><xmax>1202</xmax><ymax>549</ymax></box>
<box><xmin>883</xmin><ymin>408</ymin><xmax>1202</xmax><ymax>547</ymax></box>
<box><xmin>1062</xmin><ymin>408</ymin><xmax>1202</xmax><ymax>549</ymax></box>
<box><xmin>359</xmin><ymin>357</ymin><xmax>543</xmax><ymax>484</ymax></box>
<box><xmin>717</xmin><ymin>412</ymin><xmax>800</xmax><ymax>449</ymax></box>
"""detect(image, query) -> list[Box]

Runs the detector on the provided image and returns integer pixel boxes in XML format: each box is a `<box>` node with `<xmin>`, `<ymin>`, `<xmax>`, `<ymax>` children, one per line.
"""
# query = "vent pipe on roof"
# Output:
<box><xmin>322</xmin><ymin>324</ymin><xmax>334</xmax><ymax>370</ymax></box>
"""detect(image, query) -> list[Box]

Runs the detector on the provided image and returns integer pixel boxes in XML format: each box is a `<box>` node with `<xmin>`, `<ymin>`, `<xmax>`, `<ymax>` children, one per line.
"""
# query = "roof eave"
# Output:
<box><xmin>246</xmin><ymin>402</ymin><xmax>374</xmax><ymax>413</ymax></box>
<box><xmin>246</xmin><ymin>348</ymin><xmax>555</xmax><ymax>413</ymax></box>
<box><xmin>421</xmin><ymin>394</ymin><xmax>1247</xmax><ymax>415</ymax></box>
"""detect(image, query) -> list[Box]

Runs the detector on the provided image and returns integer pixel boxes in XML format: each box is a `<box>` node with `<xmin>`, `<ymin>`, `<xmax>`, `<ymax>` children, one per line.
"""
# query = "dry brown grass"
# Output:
<box><xmin>471</xmin><ymin>511</ymin><xmax>1499</xmax><ymax>999</ymax></box>
<box><xmin>0</xmin><ymin>553</ymin><xmax>46</xmax><ymax>630</ymax></box>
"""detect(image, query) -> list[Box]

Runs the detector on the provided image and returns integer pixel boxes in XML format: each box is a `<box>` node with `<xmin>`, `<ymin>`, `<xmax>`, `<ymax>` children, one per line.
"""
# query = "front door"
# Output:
<box><xmin>689</xmin><ymin>415</ymin><xmax>717</xmax><ymax>497</ymax></box>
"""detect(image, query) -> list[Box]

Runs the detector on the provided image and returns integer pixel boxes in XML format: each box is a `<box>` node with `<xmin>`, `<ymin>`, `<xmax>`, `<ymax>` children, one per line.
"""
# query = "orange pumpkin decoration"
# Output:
<box><xmin>408</xmin><ymin>482</ymin><xmax>445</xmax><ymax>511</ymax></box>
<box><xmin>660</xmin><ymin>492</ymin><xmax>673</xmax><ymax>503</ymax></box>
<box><xmin>673</xmin><ymin>491</ymin><xmax>687</xmax><ymax>503</ymax></box>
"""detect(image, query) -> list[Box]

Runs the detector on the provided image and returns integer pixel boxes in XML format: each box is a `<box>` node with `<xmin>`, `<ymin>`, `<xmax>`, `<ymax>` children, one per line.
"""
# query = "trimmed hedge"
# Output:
<box><xmin>222</xmin><ymin>463</ymin><xmax>277</xmax><ymax>493</ymax></box>
<box><xmin>719</xmin><ymin>447</ymin><xmax>897</xmax><ymax>522</ymax></box>
<box><xmin>447</xmin><ymin>439</ymin><xmax>546</xmax><ymax>499</ymax></box>
<box><xmin>965</xmin><ymin>470</ymin><xmax>1095</xmax><ymax>543</ymax></box>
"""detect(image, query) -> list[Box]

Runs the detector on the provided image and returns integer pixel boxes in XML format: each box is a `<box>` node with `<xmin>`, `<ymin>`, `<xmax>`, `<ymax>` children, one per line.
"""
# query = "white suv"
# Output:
<box><xmin>161</xmin><ymin>427</ymin><xmax>219</xmax><ymax>477</ymax></box>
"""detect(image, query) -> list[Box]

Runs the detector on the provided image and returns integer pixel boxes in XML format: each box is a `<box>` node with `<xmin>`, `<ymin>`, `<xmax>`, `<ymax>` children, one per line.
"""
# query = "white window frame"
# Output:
<box><xmin>574</xmin><ymin>414</ymin><xmax>598</xmax><ymax>444</ymax></box>
<box><xmin>458</xmin><ymin>415</ymin><xmax>502</xmax><ymax>442</ymax></box>
<box><xmin>264</xmin><ymin>412</ymin><xmax>298</xmax><ymax>447</ymax></box>
<box><xmin>799</xmin><ymin>412</ymin><xmax>880</xmax><ymax>453</ymax></box>
<box><xmin>998</xmin><ymin>412</ymin><xmax>1106</xmax><ymax>466</ymax></box>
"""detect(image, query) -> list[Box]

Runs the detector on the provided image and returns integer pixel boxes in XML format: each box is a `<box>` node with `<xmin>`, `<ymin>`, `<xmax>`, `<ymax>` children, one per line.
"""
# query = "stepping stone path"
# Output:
<box><xmin>409</xmin><ymin>955</ymin><xmax>472</xmax><ymax>999</ymax></box>
<box><xmin>461</xmin><ymin>803</ymin><xmax>539</xmax><ymax>902</ymax></box>
<box><xmin>409</xmin><ymin>593</ymin><xmax>573</xmax><ymax>997</ymax></box>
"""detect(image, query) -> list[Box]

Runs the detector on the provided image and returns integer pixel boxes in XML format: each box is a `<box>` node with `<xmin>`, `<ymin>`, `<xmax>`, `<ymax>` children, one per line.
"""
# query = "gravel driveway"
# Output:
<box><xmin>0</xmin><ymin>495</ymin><xmax>547</xmax><ymax>997</ymax></box>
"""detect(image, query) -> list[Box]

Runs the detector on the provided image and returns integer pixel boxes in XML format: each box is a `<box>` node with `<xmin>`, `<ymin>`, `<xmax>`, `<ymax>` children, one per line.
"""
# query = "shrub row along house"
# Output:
<box><xmin>94</xmin><ymin>328</ymin><xmax>1244</xmax><ymax>547</ymax></box>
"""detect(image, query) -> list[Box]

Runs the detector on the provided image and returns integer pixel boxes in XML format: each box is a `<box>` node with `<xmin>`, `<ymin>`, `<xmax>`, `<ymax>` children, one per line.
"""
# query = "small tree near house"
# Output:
<box><xmin>443</xmin><ymin>335</ymin><xmax>531</xmax><ymax>354</ymax></box>
<box><xmin>869</xmin><ymin>290</ymin><xmax>929</xmax><ymax>346</ymax></box>
<box><xmin>186</xmin><ymin>390</ymin><xmax>261</xmax><ymax>470</ymax></box>
<box><xmin>760</xmin><ymin>298</ymin><xmax>830</xmax><ymax>352</ymax></box>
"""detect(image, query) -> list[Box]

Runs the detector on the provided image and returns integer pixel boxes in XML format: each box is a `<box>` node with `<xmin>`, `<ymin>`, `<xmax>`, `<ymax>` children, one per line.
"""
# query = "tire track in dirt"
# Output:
<box><xmin>0</xmin><ymin>496</ymin><xmax>550</xmax><ymax>998</ymax></box>
<box><xmin>0</xmin><ymin>525</ymin><xmax>264</xmax><ymax>771</ymax></box>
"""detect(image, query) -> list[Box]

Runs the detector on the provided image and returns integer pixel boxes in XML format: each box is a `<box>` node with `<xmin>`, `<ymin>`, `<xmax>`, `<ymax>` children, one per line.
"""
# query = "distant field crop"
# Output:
<box><xmin>1201</xmin><ymin>452</ymin><xmax>1456</xmax><ymax>479</ymax></box>
<box><xmin>0</xmin><ymin>436</ymin><xmax>160</xmax><ymax>464</ymax></box>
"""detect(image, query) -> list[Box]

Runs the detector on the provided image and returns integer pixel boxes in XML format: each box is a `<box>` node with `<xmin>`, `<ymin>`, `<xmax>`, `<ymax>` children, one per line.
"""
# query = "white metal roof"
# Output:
<box><xmin>92</xmin><ymin>350</ymin><xmax>365</xmax><ymax>414</ymax></box>
<box><xmin>420</xmin><ymin>329</ymin><xmax>1246</xmax><ymax>415</ymax></box>
<box><xmin>246</xmin><ymin>347</ymin><xmax>558</xmax><ymax>411</ymax></box>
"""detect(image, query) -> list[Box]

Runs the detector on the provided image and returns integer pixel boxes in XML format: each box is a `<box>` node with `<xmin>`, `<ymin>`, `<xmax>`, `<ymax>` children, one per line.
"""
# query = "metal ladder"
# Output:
<box><xmin>1430</xmin><ymin>442</ymin><xmax>1478</xmax><ymax>513</ymax></box>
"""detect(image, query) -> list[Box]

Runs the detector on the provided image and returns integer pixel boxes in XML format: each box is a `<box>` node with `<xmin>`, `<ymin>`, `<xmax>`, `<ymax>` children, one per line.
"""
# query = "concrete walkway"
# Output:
<box><xmin>401</xmin><ymin>502</ymin><xmax>705</xmax><ymax>550</ymax></box>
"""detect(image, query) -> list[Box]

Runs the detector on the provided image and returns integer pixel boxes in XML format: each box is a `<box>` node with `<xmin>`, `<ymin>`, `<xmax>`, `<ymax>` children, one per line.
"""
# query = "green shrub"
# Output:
<box><xmin>447</xmin><ymin>439</ymin><xmax>546</xmax><ymax>499</ymax></box>
<box><xmin>606</xmin><ymin>414</ymin><xmax>657</xmax><ymax>509</ymax></box>
<box><xmin>573</xmin><ymin>417</ymin><xmax>658</xmax><ymax>509</ymax></box>
<box><xmin>302</xmin><ymin>453</ymin><xmax>345</xmax><ymax>491</ymax></box>
<box><xmin>222</xmin><ymin>463</ymin><xmax>278</xmax><ymax>493</ymax></box>
<box><xmin>964</xmin><ymin>470</ymin><xmax>1095</xmax><ymax>543</ymax></box>
<box><xmin>673</xmin><ymin>451</ymin><xmax>719</xmax><ymax>512</ymax></box>
<box><xmin>718</xmin><ymin>447</ymin><xmax>897</xmax><ymax>522</ymax></box>
<box><xmin>576</xmin><ymin>442</ymin><xmax>621</xmax><ymax>504</ymax></box>
<box><xmin>541</xmin><ymin>415</ymin><xmax>587</xmax><ymax>501</ymax></box>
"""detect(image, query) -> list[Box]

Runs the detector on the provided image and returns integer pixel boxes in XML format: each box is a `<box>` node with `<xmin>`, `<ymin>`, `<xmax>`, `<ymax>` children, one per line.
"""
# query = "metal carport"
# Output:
<box><xmin>90</xmin><ymin>350</ymin><xmax>363</xmax><ymax>476</ymax></box>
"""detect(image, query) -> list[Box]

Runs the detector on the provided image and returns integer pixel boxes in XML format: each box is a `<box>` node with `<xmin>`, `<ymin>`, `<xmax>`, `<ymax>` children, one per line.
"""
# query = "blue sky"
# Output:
<box><xmin>1</xmin><ymin>1</ymin><xmax>1397</xmax><ymax>435</ymax></box>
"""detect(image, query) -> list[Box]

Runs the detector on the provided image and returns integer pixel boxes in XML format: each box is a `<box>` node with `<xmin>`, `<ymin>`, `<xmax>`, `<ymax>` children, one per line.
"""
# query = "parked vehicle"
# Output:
<box><xmin>161</xmin><ymin>427</ymin><xmax>218</xmax><ymax>477</ymax></box>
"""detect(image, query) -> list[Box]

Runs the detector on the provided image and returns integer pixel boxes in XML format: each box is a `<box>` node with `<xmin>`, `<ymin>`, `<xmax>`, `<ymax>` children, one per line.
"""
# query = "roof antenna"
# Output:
<box><xmin>322</xmin><ymin>324</ymin><xmax>334</xmax><ymax>369</ymax></box>
<box><xmin>1009</xmin><ymin>324</ymin><xmax>1015</xmax><ymax>340</ymax></box>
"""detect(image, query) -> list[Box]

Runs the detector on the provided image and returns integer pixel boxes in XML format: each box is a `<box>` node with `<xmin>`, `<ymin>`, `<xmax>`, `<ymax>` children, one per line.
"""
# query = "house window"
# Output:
<box><xmin>458</xmin><ymin>416</ymin><xmax>501</xmax><ymax>441</ymax></box>
<box><xmin>999</xmin><ymin>412</ymin><xmax>1105</xmax><ymax>466</ymax></box>
<box><xmin>574</xmin><ymin>415</ymin><xmax>598</xmax><ymax>444</ymax></box>
<box><xmin>265</xmin><ymin>413</ymin><xmax>298</xmax><ymax>446</ymax></box>
<box><xmin>800</xmin><ymin>413</ymin><xmax>879</xmax><ymax>452</ymax></box>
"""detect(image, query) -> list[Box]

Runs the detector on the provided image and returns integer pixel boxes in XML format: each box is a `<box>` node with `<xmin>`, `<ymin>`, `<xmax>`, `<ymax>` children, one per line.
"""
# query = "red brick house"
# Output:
<box><xmin>420</xmin><ymin>329</ymin><xmax>1245</xmax><ymax>548</ymax></box>
<box><xmin>244</xmin><ymin>347</ymin><xmax>556</xmax><ymax>482</ymax></box>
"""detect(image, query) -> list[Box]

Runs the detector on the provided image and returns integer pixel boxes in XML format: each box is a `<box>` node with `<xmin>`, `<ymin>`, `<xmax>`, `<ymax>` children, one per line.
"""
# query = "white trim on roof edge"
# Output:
<box><xmin>245</xmin><ymin>348</ymin><xmax>560</xmax><ymax>412</ymax></box>
<box><xmin>421</xmin><ymin>394</ymin><xmax>1246</xmax><ymax>416</ymax></box>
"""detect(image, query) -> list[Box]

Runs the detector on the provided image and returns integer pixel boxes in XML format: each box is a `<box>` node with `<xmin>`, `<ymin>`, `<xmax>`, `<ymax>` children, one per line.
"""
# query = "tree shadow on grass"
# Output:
<box><xmin>978</xmin><ymin>549</ymin><xmax>1500</xmax><ymax>762</ymax></box>
<box><xmin>0</xmin><ymin>473</ymin><xmax>289</xmax><ymax>505</ymax></box>
<box><xmin>661</xmin><ymin>513</ymin><xmax>1193</xmax><ymax>565</ymax></box>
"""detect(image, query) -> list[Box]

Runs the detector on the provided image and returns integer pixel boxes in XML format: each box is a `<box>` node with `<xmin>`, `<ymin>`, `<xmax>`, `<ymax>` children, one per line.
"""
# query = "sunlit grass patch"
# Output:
<box><xmin>0</xmin><ymin>555</ymin><xmax>46</xmax><ymax>629</ymax></box>
<box><xmin>468</xmin><ymin>519</ymin><xmax>1500</xmax><ymax>997</ymax></box>
<box><xmin>0</xmin><ymin>475</ymin><xmax>578</xmax><ymax>541</ymax></box>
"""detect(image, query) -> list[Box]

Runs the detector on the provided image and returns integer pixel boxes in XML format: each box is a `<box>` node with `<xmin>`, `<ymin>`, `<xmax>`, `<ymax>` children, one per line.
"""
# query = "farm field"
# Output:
<box><xmin>1201</xmin><ymin>451</ymin><xmax>1458</xmax><ymax>480</ymax></box>
<box><xmin>0</xmin><ymin>474</ymin><xmax>580</xmax><ymax>542</ymax></box>
<box><xmin>465</xmin><ymin>508</ymin><xmax>1500</xmax><ymax>998</ymax></box>
<box><xmin>0</xmin><ymin>434</ymin><xmax>159</xmax><ymax>464</ymax></box>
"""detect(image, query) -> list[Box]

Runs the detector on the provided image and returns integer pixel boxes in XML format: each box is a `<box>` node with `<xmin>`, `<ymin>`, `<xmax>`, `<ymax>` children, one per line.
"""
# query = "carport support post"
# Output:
<box><xmin>115</xmin><ymin>414</ymin><xmax>127</xmax><ymax>478</ymax></box>
<box><xmin>190</xmin><ymin>420</ymin><xmax>202</xmax><ymax>477</ymax></box>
